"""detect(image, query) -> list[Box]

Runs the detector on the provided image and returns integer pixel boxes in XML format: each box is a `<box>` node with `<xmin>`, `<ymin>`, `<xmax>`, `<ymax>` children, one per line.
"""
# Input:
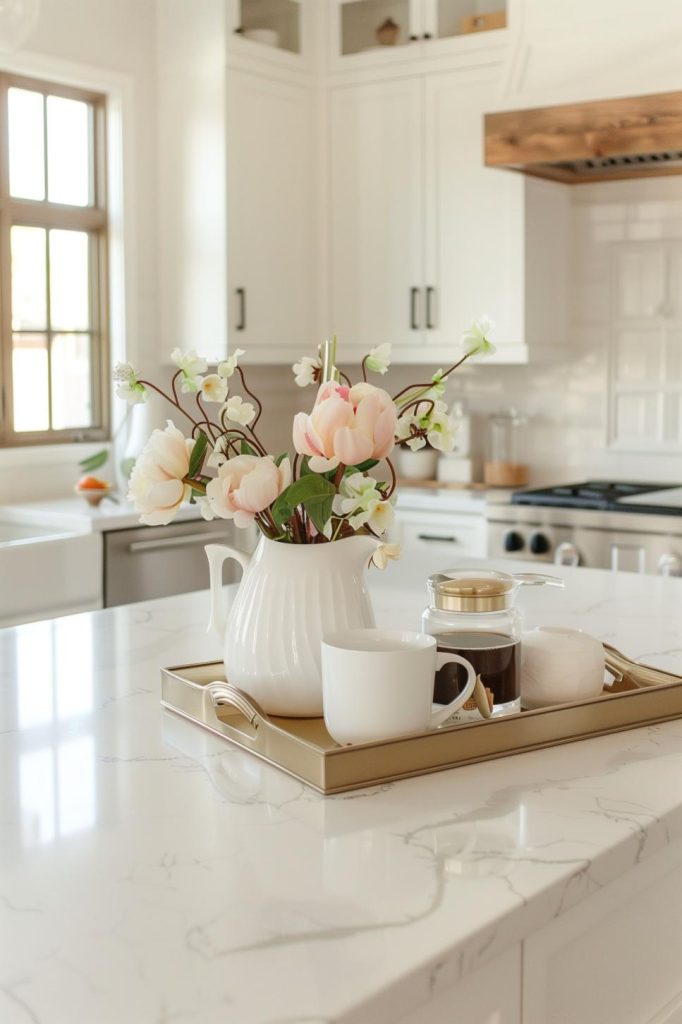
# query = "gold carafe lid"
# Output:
<box><xmin>428</xmin><ymin>570</ymin><xmax>516</xmax><ymax>612</ymax></box>
<box><xmin>427</xmin><ymin>568</ymin><xmax>565</xmax><ymax>612</ymax></box>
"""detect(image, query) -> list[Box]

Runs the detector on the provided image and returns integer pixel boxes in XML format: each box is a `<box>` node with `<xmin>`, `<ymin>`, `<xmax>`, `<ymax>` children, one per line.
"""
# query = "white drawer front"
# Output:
<box><xmin>390</xmin><ymin>510</ymin><xmax>487</xmax><ymax>564</ymax></box>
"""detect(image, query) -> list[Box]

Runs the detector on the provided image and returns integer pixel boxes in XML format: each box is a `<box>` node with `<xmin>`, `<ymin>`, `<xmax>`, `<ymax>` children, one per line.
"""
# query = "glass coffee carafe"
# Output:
<box><xmin>422</xmin><ymin>569</ymin><xmax>564</xmax><ymax>717</ymax></box>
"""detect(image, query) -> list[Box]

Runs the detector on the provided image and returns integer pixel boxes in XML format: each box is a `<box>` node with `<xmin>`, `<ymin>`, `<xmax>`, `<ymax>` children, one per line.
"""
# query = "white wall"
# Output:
<box><xmin>0</xmin><ymin>0</ymin><xmax>158</xmax><ymax>502</ymax></box>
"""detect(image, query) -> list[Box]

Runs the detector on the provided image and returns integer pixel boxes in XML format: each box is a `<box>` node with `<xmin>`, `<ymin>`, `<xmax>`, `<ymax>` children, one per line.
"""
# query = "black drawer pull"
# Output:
<box><xmin>417</xmin><ymin>533</ymin><xmax>458</xmax><ymax>543</ymax></box>
<box><xmin>236</xmin><ymin>287</ymin><xmax>246</xmax><ymax>330</ymax></box>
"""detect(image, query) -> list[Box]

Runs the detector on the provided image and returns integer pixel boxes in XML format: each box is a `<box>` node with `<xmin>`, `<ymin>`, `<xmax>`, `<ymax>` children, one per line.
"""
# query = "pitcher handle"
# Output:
<box><xmin>206</xmin><ymin>543</ymin><xmax>251</xmax><ymax>639</ymax></box>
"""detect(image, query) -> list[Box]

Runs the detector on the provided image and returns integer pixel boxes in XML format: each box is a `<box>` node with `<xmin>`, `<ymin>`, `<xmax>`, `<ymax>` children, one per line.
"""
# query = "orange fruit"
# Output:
<box><xmin>76</xmin><ymin>475</ymin><xmax>109</xmax><ymax>491</ymax></box>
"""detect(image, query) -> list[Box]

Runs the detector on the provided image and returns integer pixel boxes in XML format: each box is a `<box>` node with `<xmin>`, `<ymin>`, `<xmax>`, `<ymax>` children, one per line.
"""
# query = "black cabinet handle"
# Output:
<box><xmin>418</xmin><ymin>534</ymin><xmax>458</xmax><ymax>543</ymax></box>
<box><xmin>426</xmin><ymin>286</ymin><xmax>436</xmax><ymax>329</ymax></box>
<box><xmin>410</xmin><ymin>287</ymin><xmax>420</xmax><ymax>329</ymax></box>
<box><xmin>423</xmin><ymin>32</ymin><xmax>432</xmax><ymax>39</ymax></box>
<box><xmin>236</xmin><ymin>288</ymin><xmax>246</xmax><ymax>331</ymax></box>
<box><xmin>409</xmin><ymin>34</ymin><xmax>418</xmax><ymax>40</ymax></box>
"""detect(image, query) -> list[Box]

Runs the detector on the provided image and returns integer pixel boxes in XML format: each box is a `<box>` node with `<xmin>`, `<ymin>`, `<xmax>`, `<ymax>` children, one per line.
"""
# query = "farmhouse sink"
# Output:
<box><xmin>0</xmin><ymin>521</ymin><xmax>73</xmax><ymax>545</ymax></box>
<box><xmin>0</xmin><ymin>516</ymin><xmax>102</xmax><ymax>627</ymax></box>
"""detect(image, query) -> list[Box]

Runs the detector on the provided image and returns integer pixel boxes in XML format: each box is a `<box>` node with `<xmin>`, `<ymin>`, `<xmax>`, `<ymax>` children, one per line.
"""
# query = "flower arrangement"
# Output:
<box><xmin>115</xmin><ymin>319</ymin><xmax>494</xmax><ymax>561</ymax></box>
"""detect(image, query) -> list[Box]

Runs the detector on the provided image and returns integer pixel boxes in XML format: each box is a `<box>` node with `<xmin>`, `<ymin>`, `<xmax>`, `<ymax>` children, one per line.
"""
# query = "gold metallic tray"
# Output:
<box><xmin>160</xmin><ymin>645</ymin><xmax>682</xmax><ymax>795</ymax></box>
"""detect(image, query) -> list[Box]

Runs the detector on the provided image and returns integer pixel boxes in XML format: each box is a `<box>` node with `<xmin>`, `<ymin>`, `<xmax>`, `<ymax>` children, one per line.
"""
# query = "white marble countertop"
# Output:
<box><xmin>2</xmin><ymin>558</ymin><xmax>682</xmax><ymax>1023</ymax></box>
<box><xmin>0</xmin><ymin>496</ymin><xmax>204</xmax><ymax>533</ymax></box>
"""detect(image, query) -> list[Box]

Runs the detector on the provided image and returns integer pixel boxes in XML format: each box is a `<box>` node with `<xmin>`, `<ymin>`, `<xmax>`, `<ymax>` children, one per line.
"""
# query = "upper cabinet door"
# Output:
<box><xmin>226</xmin><ymin>0</ymin><xmax>314</xmax><ymax>71</ymax></box>
<box><xmin>226</xmin><ymin>69</ymin><xmax>317</xmax><ymax>362</ymax></box>
<box><xmin>424</xmin><ymin>66</ymin><xmax>527</xmax><ymax>361</ymax></box>
<box><xmin>329</xmin><ymin>77</ymin><xmax>424</xmax><ymax>360</ymax></box>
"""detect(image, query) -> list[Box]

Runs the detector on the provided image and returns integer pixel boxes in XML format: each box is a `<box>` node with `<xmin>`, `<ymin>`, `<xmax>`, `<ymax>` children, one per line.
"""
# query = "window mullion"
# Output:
<box><xmin>45</xmin><ymin>229</ymin><xmax>53</xmax><ymax>431</ymax></box>
<box><xmin>0</xmin><ymin>76</ymin><xmax>11</xmax><ymax>442</ymax></box>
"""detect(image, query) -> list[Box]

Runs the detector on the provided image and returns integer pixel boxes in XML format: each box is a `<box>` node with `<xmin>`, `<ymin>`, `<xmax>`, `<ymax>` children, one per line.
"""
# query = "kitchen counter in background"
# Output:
<box><xmin>2</xmin><ymin>560</ymin><xmax>682</xmax><ymax>1023</ymax></box>
<box><xmin>0</xmin><ymin>495</ymin><xmax>206</xmax><ymax>534</ymax></box>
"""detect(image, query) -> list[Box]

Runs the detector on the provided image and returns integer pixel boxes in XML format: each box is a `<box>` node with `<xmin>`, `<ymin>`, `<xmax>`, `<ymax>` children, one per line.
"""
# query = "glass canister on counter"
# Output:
<box><xmin>422</xmin><ymin>569</ymin><xmax>564</xmax><ymax>717</ymax></box>
<box><xmin>484</xmin><ymin>408</ymin><xmax>529</xmax><ymax>487</ymax></box>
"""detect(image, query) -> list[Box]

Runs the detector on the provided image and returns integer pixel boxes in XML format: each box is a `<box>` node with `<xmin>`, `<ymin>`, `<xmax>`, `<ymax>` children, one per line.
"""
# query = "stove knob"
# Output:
<box><xmin>529</xmin><ymin>532</ymin><xmax>550</xmax><ymax>555</ymax></box>
<box><xmin>658</xmin><ymin>553</ymin><xmax>682</xmax><ymax>577</ymax></box>
<box><xmin>504</xmin><ymin>530</ymin><xmax>525</xmax><ymax>553</ymax></box>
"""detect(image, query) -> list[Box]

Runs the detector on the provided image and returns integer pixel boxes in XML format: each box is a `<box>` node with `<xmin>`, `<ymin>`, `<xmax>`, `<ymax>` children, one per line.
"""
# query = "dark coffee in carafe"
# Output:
<box><xmin>434</xmin><ymin>631</ymin><xmax>520</xmax><ymax>708</ymax></box>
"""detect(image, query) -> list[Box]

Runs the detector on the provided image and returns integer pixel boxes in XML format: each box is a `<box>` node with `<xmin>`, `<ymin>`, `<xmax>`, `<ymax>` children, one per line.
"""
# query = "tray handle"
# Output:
<box><xmin>207</xmin><ymin>682</ymin><xmax>270</xmax><ymax>728</ymax></box>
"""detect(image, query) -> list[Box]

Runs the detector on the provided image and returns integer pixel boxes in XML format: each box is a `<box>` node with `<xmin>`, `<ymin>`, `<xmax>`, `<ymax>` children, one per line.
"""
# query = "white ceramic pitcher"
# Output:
<box><xmin>206</xmin><ymin>534</ymin><xmax>379</xmax><ymax>717</ymax></box>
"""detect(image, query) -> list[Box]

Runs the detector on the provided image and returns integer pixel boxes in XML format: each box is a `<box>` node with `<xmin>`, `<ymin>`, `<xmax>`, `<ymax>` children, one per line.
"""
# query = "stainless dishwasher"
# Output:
<box><xmin>103</xmin><ymin>518</ymin><xmax>252</xmax><ymax>607</ymax></box>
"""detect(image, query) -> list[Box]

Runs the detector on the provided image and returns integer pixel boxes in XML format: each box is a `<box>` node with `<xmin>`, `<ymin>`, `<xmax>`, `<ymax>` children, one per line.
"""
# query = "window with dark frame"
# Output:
<box><xmin>0</xmin><ymin>72</ymin><xmax>109</xmax><ymax>447</ymax></box>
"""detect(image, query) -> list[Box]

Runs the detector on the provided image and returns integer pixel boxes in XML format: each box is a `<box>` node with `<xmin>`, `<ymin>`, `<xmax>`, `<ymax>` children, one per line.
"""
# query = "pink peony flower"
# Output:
<box><xmin>292</xmin><ymin>381</ymin><xmax>397</xmax><ymax>472</ymax></box>
<box><xmin>127</xmin><ymin>420</ymin><xmax>194</xmax><ymax>526</ymax></box>
<box><xmin>206</xmin><ymin>455</ymin><xmax>291</xmax><ymax>528</ymax></box>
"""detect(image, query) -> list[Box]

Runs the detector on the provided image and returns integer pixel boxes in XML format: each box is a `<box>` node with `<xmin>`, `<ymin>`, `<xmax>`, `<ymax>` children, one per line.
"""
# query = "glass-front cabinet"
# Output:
<box><xmin>331</xmin><ymin>0</ymin><xmax>507</xmax><ymax>67</ymax></box>
<box><xmin>227</xmin><ymin>0</ymin><xmax>313</xmax><ymax>68</ymax></box>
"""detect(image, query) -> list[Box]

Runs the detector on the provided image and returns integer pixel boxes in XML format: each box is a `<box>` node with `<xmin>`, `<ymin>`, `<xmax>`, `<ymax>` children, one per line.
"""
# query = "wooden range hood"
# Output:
<box><xmin>485</xmin><ymin>91</ymin><xmax>682</xmax><ymax>184</ymax></box>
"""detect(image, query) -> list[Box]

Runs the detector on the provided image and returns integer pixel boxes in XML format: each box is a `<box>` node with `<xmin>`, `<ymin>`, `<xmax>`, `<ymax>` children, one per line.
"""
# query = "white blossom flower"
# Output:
<box><xmin>223</xmin><ymin>395</ymin><xmax>255</xmax><ymax>426</ymax></box>
<box><xmin>218</xmin><ymin>348</ymin><xmax>245</xmax><ymax>379</ymax></box>
<box><xmin>207</xmin><ymin>439</ymin><xmax>228</xmax><ymax>469</ymax></box>
<box><xmin>364</xmin><ymin>343</ymin><xmax>392</xmax><ymax>375</ymax></box>
<box><xmin>171</xmin><ymin>349</ymin><xmax>208</xmax><ymax>393</ymax></box>
<box><xmin>113</xmin><ymin>362</ymin><xmax>146</xmax><ymax>405</ymax></box>
<box><xmin>461</xmin><ymin>315</ymin><xmax>496</xmax><ymax>357</ymax></box>
<box><xmin>195</xmin><ymin>495</ymin><xmax>216</xmax><ymax>521</ymax></box>
<box><xmin>372</xmin><ymin>542</ymin><xmax>401</xmax><ymax>570</ymax></box>
<box><xmin>332</xmin><ymin>472</ymin><xmax>394</xmax><ymax>535</ymax></box>
<box><xmin>426</xmin><ymin>403</ymin><xmax>457</xmax><ymax>452</ymax></box>
<box><xmin>200</xmin><ymin>373</ymin><xmax>229</xmax><ymax>403</ymax></box>
<box><xmin>292</xmin><ymin>355</ymin><xmax>321</xmax><ymax>387</ymax></box>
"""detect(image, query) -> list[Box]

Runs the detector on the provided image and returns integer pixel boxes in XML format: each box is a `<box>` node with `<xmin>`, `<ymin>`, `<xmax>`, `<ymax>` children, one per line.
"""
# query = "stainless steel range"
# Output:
<box><xmin>486</xmin><ymin>482</ymin><xmax>682</xmax><ymax>576</ymax></box>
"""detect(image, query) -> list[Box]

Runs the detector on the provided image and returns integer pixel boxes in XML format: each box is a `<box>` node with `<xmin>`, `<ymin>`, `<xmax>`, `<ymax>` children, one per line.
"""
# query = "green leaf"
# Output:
<box><xmin>299</xmin><ymin>455</ymin><xmax>314</xmax><ymax>476</ymax></box>
<box><xmin>274</xmin><ymin>452</ymin><xmax>289</xmax><ymax>467</ymax></box>
<box><xmin>346</xmin><ymin>458</ymin><xmax>379</xmax><ymax>474</ymax></box>
<box><xmin>119</xmin><ymin>456</ymin><xmax>136</xmax><ymax>481</ymax></box>
<box><xmin>240</xmin><ymin>439</ymin><xmax>258</xmax><ymax>456</ymax></box>
<box><xmin>188</xmin><ymin>431</ymin><xmax>209</xmax><ymax>477</ymax></box>
<box><xmin>303</xmin><ymin>493</ymin><xmax>334</xmax><ymax>533</ymax></box>
<box><xmin>79</xmin><ymin>449</ymin><xmax>109</xmax><ymax>473</ymax></box>
<box><xmin>271</xmin><ymin>474</ymin><xmax>335</xmax><ymax>531</ymax></box>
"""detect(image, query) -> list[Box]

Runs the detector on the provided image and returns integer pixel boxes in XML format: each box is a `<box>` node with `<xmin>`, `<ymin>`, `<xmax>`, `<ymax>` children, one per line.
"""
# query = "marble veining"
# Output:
<box><xmin>2</xmin><ymin>557</ymin><xmax>682</xmax><ymax>1023</ymax></box>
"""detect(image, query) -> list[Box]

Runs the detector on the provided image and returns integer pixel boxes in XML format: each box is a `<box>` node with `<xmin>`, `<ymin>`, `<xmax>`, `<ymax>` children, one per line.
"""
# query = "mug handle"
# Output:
<box><xmin>430</xmin><ymin>653</ymin><xmax>477</xmax><ymax>728</ymax></box>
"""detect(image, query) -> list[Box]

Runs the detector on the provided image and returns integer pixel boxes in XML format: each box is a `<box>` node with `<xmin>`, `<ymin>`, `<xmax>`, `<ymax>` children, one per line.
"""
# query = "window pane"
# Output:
<box><xmin>12</xmin><ymin>333</ymin><xmax>49</xmax><ymax>432</ymax></box>
<box><xmin>8</xmin><ymin>88</ymin><xmax>46</xmax><ymax>201</ymax></box>
<box><xmin>51</xmin><ymin>333</ymin><xmax>93</xmax><ymax>429</ymax></box>
<box><xmin>11</xmin><ymin>226</ymin><xmax>47</xmax><ymax>330</ymax></box>
<box><xmin>49</xmin><ymin>230</ymin><xmax>90</xmax><ymax>330</ymax></box>
<box><xmin>46</xmin><ymin>95</ymin><xmax>91</xmax><ymax>206</ymax></box>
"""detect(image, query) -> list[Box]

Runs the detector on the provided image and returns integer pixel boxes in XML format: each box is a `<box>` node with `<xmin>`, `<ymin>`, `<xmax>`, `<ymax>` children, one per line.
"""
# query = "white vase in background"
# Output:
<box><xmin>206</xmin><ymin>534</ymin><xmax>379</xmax><ymax>717</ymax></box>
<box><xmin>397</xmin><ymin>447</ymin><xmax>439</xmax><ymax>481</ymax></box>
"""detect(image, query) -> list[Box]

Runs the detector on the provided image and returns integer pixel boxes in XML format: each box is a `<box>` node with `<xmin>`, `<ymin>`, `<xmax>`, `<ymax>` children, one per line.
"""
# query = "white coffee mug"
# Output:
<box><xmin>321</xmin><ymin>628</ymin><xmax>477</xmax><ymax>746</ymax></box>
<box><xmin>521</xmin><ymin>627</ymin><xmax>605</xmax><ymax>709</ymax></box>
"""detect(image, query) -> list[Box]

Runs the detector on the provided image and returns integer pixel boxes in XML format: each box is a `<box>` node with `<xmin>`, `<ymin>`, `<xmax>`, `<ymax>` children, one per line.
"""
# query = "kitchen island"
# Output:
<box><xmin>2</xmin><ymin>559</ymin><xmax>682</xmax><ymax>1024</ymax></box>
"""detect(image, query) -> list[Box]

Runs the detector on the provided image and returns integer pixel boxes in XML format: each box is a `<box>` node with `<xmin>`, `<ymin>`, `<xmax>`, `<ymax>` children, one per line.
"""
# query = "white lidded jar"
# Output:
<box><xmin>422</xmin><ymin>569</ymin><xmax>564</xmax><ymax>717</ymax></box>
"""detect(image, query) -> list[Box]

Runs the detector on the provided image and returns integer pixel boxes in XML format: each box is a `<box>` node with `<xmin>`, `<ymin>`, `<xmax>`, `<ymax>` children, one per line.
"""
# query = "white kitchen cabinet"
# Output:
<box><xmin>425</xmin><ymin>65</ymin><xmax>525</xmax><ymax>361</ymax></box>
<box><xmin>395</xmin><ymin>943</ymin><xmax>521</xmax><ymax>1024</ymax></box>
<box><xmin>329</xmin><ymin>0</ymin><xmax>509</xmax><ymax>72</ymax></box>
<box><xmin>328</xmin><ymin>76</ymin><xmax>424</xmax><ymax>360</ymax></box>
<box><xmin>523</xmin><ymin>839</ymin><xmax>682</xmax><ymax>1024</ymax></box>
<box><xmin>329</xmin><ymin>65</ymin><xmax>564</xmax><ymax>364</ymax></box>
<box><xmin>226</xmin><ymin>68</ymin><xmax>318</xmax><ymax>362</ymax></box>
<box><xmin>389</xmin><ymin>508</ymin><xmax>487</xmax><ymax>573</ymax></box>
